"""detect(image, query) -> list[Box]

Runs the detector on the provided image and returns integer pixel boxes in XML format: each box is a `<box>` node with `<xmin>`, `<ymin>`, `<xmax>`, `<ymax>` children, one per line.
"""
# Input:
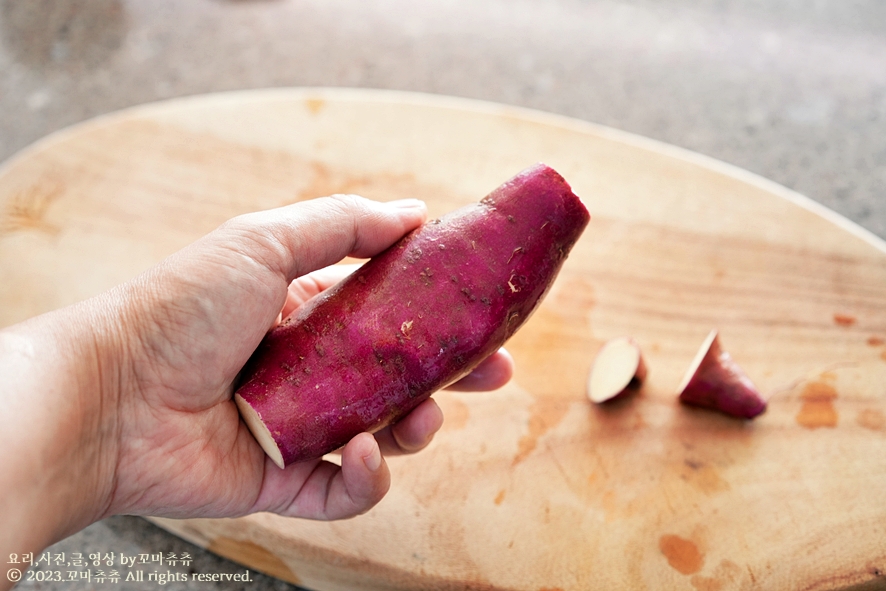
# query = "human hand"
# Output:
<box><xmin>0</xmin><ymin>195</ymin><xmax>514</xmax><ymax>572</ymax></box>
<box><xmin>2</xmin><ymin>195</ymin><xmax>512</xmax><ymax>534</ymax></box>
<box><xmin>102</xmin><ymin>195</ymin><xmax>514</xmax><ymax>523</ymax></box>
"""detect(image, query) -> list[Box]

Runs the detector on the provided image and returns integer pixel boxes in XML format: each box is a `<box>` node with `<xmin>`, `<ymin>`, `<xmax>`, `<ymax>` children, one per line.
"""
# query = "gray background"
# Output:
<box><xmin>2</xmin><ymin>1</ymin><xmax>884</xmax><ymax>590</ymax></box>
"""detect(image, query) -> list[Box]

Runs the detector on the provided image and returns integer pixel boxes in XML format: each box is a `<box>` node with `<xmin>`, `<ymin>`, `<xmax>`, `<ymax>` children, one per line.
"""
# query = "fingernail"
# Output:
<box><xmin>362</xmin><ymin>446</ymin><xmax>382</xmax><ymax>472</ymax></box>
<box><xmin>386</xmin><ymin>198</ymin><xmax>426</xmax><ymax>210</ymax></box>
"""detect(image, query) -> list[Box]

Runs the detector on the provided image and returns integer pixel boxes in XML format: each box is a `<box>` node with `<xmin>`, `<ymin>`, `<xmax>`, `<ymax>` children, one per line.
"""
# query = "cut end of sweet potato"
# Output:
<box><xmin>588</xmin><ymin>336</ymin><xmax>647</xmax><ymax>403</ymax></box>
<box><xmin>236</xmin><ymin>393</ymin><xmax>285</xmax><ymax>469</ymax></box>
<box><xmin>675</xmin><ymin>329</ymin><xmax>719</xmax><ymax>396</ymax></box>
<box><xmin>677</xmin><ymin>329</ymin><xmax>766</xmax><ymax>419</ymax></box>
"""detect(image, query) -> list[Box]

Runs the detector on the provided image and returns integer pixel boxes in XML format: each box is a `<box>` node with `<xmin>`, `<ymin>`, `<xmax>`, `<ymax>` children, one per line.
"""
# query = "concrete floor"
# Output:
<box><xmin>2</xmin><ymin>1</ymin><xmax>884</xmax><ymax>589</ymax></box>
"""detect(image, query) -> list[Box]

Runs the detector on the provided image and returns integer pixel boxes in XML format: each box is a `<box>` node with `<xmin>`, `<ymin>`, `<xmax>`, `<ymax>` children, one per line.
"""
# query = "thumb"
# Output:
<box><xmin>220</xmin><ymin>194</ymin><xmax>427</xmax><ymax>283</ymax></box>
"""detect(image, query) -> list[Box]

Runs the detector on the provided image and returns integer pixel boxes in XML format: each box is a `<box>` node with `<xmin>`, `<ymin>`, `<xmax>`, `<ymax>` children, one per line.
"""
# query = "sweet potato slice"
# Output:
<box><xmin>587</xmin><ymin>336</ymin><xmax>647</xmax><ymax>403</ymax></box>
<box><xmin>677</xmin><ymin>329</ymin><xmax>766</xmax><ymax>419</ymax></box>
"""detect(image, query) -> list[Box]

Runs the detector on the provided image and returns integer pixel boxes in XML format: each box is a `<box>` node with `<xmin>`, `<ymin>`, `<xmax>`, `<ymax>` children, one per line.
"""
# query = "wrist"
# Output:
<box><xmin>0</xmin><ymin>295</ymin><xmax>128</xmax><ymax>560</ymax></box>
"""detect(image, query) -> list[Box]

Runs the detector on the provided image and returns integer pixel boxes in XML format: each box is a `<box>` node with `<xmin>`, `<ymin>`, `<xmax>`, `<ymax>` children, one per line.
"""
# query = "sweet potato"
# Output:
<box><xmin>234</xmin><ymin>164</ymin><xmax>590</xmax><ymax>467</ymax></box>
<box><xmin>677</xmin><ymin>329</ymin><xmax>766</xmax><ymax>419</ymax></box>
<box><xmin>587</xmin><ymin>336</ymin><xmax>647</xmax><ymax>403</ymax></box>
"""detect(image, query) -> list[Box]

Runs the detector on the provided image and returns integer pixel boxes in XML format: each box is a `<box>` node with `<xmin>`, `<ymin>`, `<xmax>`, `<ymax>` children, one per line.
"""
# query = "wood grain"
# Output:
<box><xmin>1</xmin><ymin>89</ymin><xmax>884</xmax><ymax>591</ymax></box>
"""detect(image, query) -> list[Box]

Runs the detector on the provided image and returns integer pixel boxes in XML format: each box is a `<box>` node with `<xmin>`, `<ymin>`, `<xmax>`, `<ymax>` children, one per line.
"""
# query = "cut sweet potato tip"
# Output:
<box><xmin>588</xmin><ymin>337</ymin><xmax>647</xmax><ymax>403</ymax></box>
<box><xmin>236</xmin><ymin>393</ymin><xmax>285</xmax><ymax>469</ymax></box>
<box><xmin>677</xmin><ymin>329</ymin><xmax>766</xmax><ymax>419</ymax></box>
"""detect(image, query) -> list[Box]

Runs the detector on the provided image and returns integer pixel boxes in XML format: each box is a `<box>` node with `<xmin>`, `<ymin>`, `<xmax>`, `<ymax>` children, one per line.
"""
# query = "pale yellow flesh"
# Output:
<box><xmin>587</xmin><ymin>336</ymin><xmax>643</xmax><ymax>403</ymax></box>
<box><xmin>235</xmin><ymin>393</ymin><xmax>285</xmax><ymax>469</ymax></box>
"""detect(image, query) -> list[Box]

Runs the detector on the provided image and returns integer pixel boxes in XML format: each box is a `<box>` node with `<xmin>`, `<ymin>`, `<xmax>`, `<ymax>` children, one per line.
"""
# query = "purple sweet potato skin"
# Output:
<box><xmin>679</xmin><ymin>345</ymin><xmax>767</xmax><ymax>419</ymax></box>
<box><xmin>235</xmin><ymin>164</ymin><xmax>590</xmax><ymax>465</ymax></box>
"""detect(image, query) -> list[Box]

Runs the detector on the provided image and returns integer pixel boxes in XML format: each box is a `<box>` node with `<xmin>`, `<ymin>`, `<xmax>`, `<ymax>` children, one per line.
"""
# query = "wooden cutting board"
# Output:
<box><xmin>1</xmin><ymin>89</ymin><xmax>884</xmax><ymax>591</ymax></box>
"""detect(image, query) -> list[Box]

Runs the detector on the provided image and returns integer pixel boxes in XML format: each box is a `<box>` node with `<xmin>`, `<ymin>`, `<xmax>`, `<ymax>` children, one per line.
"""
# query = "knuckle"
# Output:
<box><xmin>322</xmin><ymin>194</ymin><xmax>373</xmax><ymax>228</ymax></box>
